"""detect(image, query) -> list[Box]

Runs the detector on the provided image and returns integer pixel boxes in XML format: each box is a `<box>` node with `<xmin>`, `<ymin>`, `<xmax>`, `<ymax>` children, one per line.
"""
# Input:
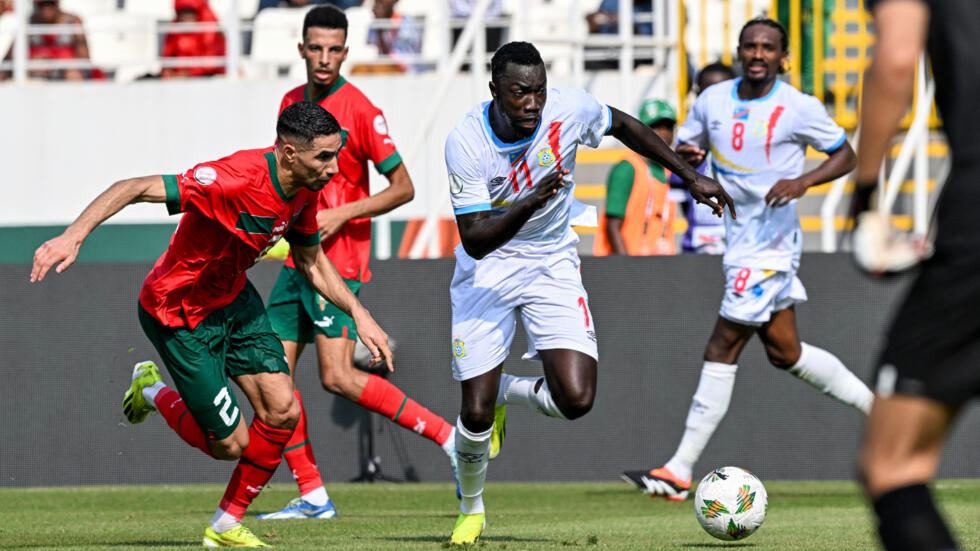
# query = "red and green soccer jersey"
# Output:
<box><xmin>139</xmin><ymin>147</ymin><xmax>320</xmax><ymax>329</ymax></box>
<box><xmin>279</xmin><ymin>77</ymin><xmax>402</xmax><ymax>283</ymax></box>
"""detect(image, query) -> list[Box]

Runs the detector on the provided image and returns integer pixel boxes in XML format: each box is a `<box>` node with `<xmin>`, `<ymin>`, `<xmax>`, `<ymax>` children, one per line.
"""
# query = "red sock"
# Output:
<box><xmin>154</xmin><ymin>387</ymin><xmax>214</xmax><ymax>457</ymax></box>
<box><xmin>357</xmin><ymin>374</ymin><xmax>454</xmax><ymax>446</ymax></box>
<box><xmin>218</xmin><ymin>418</ymin><xmax>293</xmax><ymax>520</ymax></box>
<box><xmin>282</xmin><ymin>390</ymin><xmax>324</xmax><ymax>496</ymax></box>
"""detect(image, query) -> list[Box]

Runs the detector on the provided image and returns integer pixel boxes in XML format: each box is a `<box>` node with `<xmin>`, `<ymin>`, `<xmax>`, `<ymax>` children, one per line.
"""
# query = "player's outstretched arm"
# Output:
<box><xmin>316</xmin><ymin>163</ymin><xmax>415</xmax><ymax>240</ymax></box>
<box><xmin>606</xmin><ymin>107</ymin><xmax>735</xmax><ymax>218</ymax></box>
<box><xmin>765</xmin><ymin>141</ymin><xmax>856</xmax><ymax>207</ymax></box>
<box><xmin>291</xmin><ymin>243</ymin><xmax>394</xmax><ymax>369</ymax></box>
<box><xmin>456</xmin><ymin>169</ymin><xmax>569</xmax><ymax>259</ymax></box>
<box><xmin>31</xmin><ymin>175</ymin><xmax>167</xmax><ymax>282</ymax></box>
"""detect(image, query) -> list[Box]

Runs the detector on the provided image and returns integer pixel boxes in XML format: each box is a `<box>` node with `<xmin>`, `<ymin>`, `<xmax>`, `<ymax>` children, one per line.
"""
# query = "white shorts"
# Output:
<box><xmin>719</xmin><ymin>265</ymin><xmax>807</xmax><ymax>326</ymax></box>
<box><xmin>449</xmin><ymin>245</ymin><xmax>598</xmax><ymax>381</ymax></box>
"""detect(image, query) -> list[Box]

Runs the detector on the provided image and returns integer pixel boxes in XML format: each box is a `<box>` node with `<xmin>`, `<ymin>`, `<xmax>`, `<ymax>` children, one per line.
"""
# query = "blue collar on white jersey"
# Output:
<box><xmin>481</xmin><ymin>100</ymin><xmax>543</xmax><ymax>151</ymax></box>
<box><xmin>730</xmin><ymin>77</ymin><xmax>782</xmax><ymax>102</ymax></box>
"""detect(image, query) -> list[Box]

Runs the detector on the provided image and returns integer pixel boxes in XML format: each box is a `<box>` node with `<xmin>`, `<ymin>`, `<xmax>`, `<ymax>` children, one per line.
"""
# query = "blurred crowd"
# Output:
<box><xmin>0</xmin><ymin>0</ymin><xmax>675</xmax><ymax>81</ymax></box>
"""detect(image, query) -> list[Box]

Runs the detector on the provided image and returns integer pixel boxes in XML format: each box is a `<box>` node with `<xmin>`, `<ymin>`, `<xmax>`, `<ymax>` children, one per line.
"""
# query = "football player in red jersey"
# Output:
<box><xmin>31</xmin><ymin>102</ymin><xmax>392</xmax><ymax>548</ymax></box>
<box><xmin>258</xmin><ymin>6</ymin><xmax>461</xmax><ymax>520</ymax></box>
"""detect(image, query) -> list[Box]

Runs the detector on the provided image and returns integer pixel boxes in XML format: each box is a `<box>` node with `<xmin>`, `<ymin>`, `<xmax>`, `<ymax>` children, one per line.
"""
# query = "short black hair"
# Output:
<box><xmin>277</xmin><ymin>101</ymin><xmax>341</xmax><ymax>148</ymax></box>
<box><xmin>698</xmin><ymin>62</ymin><xmax>736</xmax><ymax>82</ymax></box>
<box><xmin>303</xmin><ymin>5</ymin><xmax>347</xmax><ymax>41</ymax></box>
<box><xmin>738</xmin><ymin>16</ymin><xmax>788</xmax><ymax>53</ymax></box>
<box><xmin>490</xmin><ymin>41</ymin><xmax>544</xmax><ymax>84</ymax></box>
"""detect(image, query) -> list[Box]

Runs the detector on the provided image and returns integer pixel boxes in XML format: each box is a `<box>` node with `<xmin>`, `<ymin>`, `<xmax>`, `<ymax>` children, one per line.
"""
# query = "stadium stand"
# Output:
<box><xmin>84</xmin><ymin>12</ymin><xmax>158</xmax><ymax>81</ymax></box>
<box><xmin>0</xmin><ymin>0</ymin><xmax>946</xmax><ymax>257</ymax></box>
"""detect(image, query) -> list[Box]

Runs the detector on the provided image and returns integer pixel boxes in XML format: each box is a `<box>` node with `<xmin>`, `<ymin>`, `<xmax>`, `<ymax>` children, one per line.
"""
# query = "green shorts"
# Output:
<box><xmin>266</xmin><ymin>266</ymin><xmax>361</xmax><ymax>343</ymax></box>
<box><xmin>138</xmin><ymin>280</ymin><xmax>290</xmax><ymax>440</ymax></box>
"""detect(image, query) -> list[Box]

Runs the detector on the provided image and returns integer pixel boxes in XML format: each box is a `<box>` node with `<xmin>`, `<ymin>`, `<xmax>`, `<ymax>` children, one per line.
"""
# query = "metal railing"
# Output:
<box><xmin>1</xmin><ymin>0</ymin><xmax>673</xmax><ymax>84</ymax></box>
<box><xmin>819</xmin><ymin>53</ymin><xmax>937</xmax><ymax>252</ymax></box>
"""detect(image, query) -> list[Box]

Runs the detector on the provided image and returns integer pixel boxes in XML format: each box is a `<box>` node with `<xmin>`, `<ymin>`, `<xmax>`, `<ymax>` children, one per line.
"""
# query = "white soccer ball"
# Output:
<box><xmin>693</xmin><ymin>466</ymin><xmax>768</xmax><ymax>541</ymax></box>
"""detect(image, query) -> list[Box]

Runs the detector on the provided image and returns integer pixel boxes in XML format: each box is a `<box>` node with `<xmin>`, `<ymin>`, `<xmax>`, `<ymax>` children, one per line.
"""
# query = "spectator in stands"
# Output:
<box><xmin>668</xmin><ymin>62</ymin><xmax>736</xmax><ymax>254</ymax></box>
<box><xmin>362</xmin><ymin>0</ymin><xmax>422</xmax><ymax>73</ymax></box>
<box><xmin>594</xmin><ymin>99</ymin><xmax>677</xmax><ymax>256</ymax></box>
<box><xmin>449</xmin><ymin>0</ymin><xmax>504</xmax><ymax>57</ymax></box>
<box><xmin>1</xmin><ymin>0</ymin><xmax>91</xmax><ymax>81</ymax></box>
<box><xmin>161</xmin><ymin>0</ymin><xmax>226</xmax><ymax>78</ymax></box>
<box><xmin>586</xmin><ymin>0</ymin><xmax>654</xmax><ymax>35</ymax></box>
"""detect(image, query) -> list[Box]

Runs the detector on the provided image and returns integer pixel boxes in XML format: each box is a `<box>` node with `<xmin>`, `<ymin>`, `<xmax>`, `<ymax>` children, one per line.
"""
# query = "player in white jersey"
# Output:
<box><xmin>622</xmin><ymin>18</ymin><xmax>874</xmax><ymax>500</ymax></box>
<box><xmin>444</xmin><ymin>42</ymin><xmax>734</xmax><ymax>544</ymax></box>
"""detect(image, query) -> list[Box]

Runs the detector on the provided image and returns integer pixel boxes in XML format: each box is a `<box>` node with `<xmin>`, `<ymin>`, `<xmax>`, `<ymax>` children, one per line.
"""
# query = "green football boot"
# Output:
<box><xmin>488</xmin><ymin>405</ymin><xmax>506</xmax><ymax>460</ymax></box>
<box><xmin>202</xmin><ymin>525</ymin><xmax>270</xmax><ymax>548</ymax></box>
<box><xmin>450</xmin><ymin>512</ymin><xmax>485</xmax><ymax>545</ymax></box>
<box><xmin>122</xmin><ymin>361</ymin><xmax>162</xmax><ymax>424</ymax></box>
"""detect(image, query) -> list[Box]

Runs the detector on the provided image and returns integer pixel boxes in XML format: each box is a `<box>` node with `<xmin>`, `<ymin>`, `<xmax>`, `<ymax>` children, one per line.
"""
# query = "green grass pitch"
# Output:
<box><xmin>1</xmin><ymin>480</ymin><xmax>978</xmax><ymax>550</ymax></box>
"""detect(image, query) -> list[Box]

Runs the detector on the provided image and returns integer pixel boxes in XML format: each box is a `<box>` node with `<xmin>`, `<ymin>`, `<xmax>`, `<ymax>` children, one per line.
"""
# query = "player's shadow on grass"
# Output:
<box><xmin>13</xmin><ymin>541</ymin><xmax>199</xmax><ymax>548</ymax></box>
<box><xmin>681</xmin><ymin>544</ymin><xmax>757</xmax><ymax>548</ymax></box>
<box><xmin>778</xmin><ymin>489</ymin><xmax>862</xmax><ymax>500</ymax></box>
<box><xmin>586</xmin><ymin>487</ymin><xmax>646</xmax><ymax>497</ymax></box>
<box><xmin>376</xmin><ymin>535</ymin><xmax>551</xmax><ymax>544</ymax></box>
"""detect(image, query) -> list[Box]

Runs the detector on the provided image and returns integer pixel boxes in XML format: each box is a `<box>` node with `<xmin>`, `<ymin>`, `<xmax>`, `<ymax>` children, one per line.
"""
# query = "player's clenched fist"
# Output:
<box><xmin>522</xmin><ymin>168</ymin><xmax>570</xmax><ymax>211</ymax></box>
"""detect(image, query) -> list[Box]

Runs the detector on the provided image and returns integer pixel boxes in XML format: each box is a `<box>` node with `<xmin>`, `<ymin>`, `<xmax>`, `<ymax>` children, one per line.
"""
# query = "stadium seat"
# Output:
<box><xmin>343</xmin><ymin>6</ymin><xmax>372</xmax><ymax>62</ymax></box>
<box><xmin>250</xmin><ymin>7</ymin><xmax>308</xmax><ymax>66</ymax></box>
<box><xmin>0</xmin><ymin>13</ymin><xmax>14</xmax><ymax>61</ymax></box>
<box><xmin>415</xmin><ymin>3</ymin><xmax>445</xmax><ymax>66</ymax></box>
<box><xmin>59</xmin><ymin>0</ymin><xmax>120</xmax><ymax>21</ymax></box>
<box><xmin>397</xmin><ymin>0</ymin><xmax>436</xmax><ymax>17</ymax></box>
<box><xmin>122</xmin><ymin>0</ymin><xmax>175</xmax><ymax>20</ymax></box>
<box><xmin>210</xmin><ymin>0</ymin><xmax>261</xmax><ymax>22</ymax></box>
<box><xmin>522</xmin><ymin>1</ymin><xmax>575</xmax><ymax>75</ymax></box>
<box><xmin>84</xmin><ymin>13</ymin><xmax>159</xmax><ymax>80</ymax></box>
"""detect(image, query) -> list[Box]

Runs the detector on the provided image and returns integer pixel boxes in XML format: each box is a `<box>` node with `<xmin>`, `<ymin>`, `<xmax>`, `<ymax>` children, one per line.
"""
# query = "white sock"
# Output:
<box><xmin>455</xmin><ymin>417</ymin><xmax>491</xmax><ymax>515</ymax></box>
<box><xmin>441</xmin><ymin>427</ymin><xmax>456</xmax><ymax>455</ymax></box>
<box><xmin>665</xmin><ymin>361</ymin><xmax>738</xmax><ymax>482</ymax></box>
<box><xmin>789</xmin><ymin>342</ymin><xmax>873</xmax><ymax>415</ymax></box>
<box><xmin>142</xmin><ymin>381</ymin><xmax>165</xmax><ymax>405</ymax></box>
<box><xmin>497</xmin><ymin>373</ymin><xmax>568</xmax><ymax>420</ymax></box>
<box><xmin>210</xmin><ymin>508</ymin><xmax>239</xmax><ymax>533</ymax></box>
<box><xmin>301</xmin><ymin>486</ymin><xmax>328</xmax><ymax>507</ymax></box>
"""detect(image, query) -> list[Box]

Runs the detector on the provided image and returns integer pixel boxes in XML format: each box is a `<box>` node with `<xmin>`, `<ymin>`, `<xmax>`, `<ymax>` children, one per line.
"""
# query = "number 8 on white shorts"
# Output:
<box><xmin>719</xmin><ymin>265</ymin><xmax>808</xmax><ymax>326</ymax></box>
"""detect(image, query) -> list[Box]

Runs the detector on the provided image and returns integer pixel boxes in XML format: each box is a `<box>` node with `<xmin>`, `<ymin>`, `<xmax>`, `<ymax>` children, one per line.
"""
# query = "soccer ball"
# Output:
<box><xmin>693</xmin><ymin>466</ymin><xmax>768</xmax><ymax>541</ymax></box>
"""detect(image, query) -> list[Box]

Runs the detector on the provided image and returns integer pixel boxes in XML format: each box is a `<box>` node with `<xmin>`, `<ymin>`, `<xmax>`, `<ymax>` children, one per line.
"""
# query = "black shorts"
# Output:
<box><xmin>876</xmin><ymin>166</ymin><xmax>980</xmax><ymax>406</ymax></box>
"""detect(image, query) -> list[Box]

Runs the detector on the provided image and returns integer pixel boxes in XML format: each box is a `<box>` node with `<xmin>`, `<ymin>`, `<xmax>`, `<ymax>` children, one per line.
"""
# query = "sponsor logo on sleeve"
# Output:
<box><xmin>373</xmin><ymin>114</ymin><xmax>389</xmax><ymax>135</ymax></box>
<box><xmin>449</xmin><ymin>173</ymin><xmax>464</xmax><ymax>195</ymax></box>
<box><xmin>194</xmin><ymin>166</ymin><xmax>217</xmax><ymax>186</ymax></box>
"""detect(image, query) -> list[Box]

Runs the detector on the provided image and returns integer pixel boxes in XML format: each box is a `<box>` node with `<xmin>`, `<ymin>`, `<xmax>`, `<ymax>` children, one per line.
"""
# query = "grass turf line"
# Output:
<box><xmin>0</xmin><ymin>480</ymin><xmax>978</xmax><ymax>550</ymax></box>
